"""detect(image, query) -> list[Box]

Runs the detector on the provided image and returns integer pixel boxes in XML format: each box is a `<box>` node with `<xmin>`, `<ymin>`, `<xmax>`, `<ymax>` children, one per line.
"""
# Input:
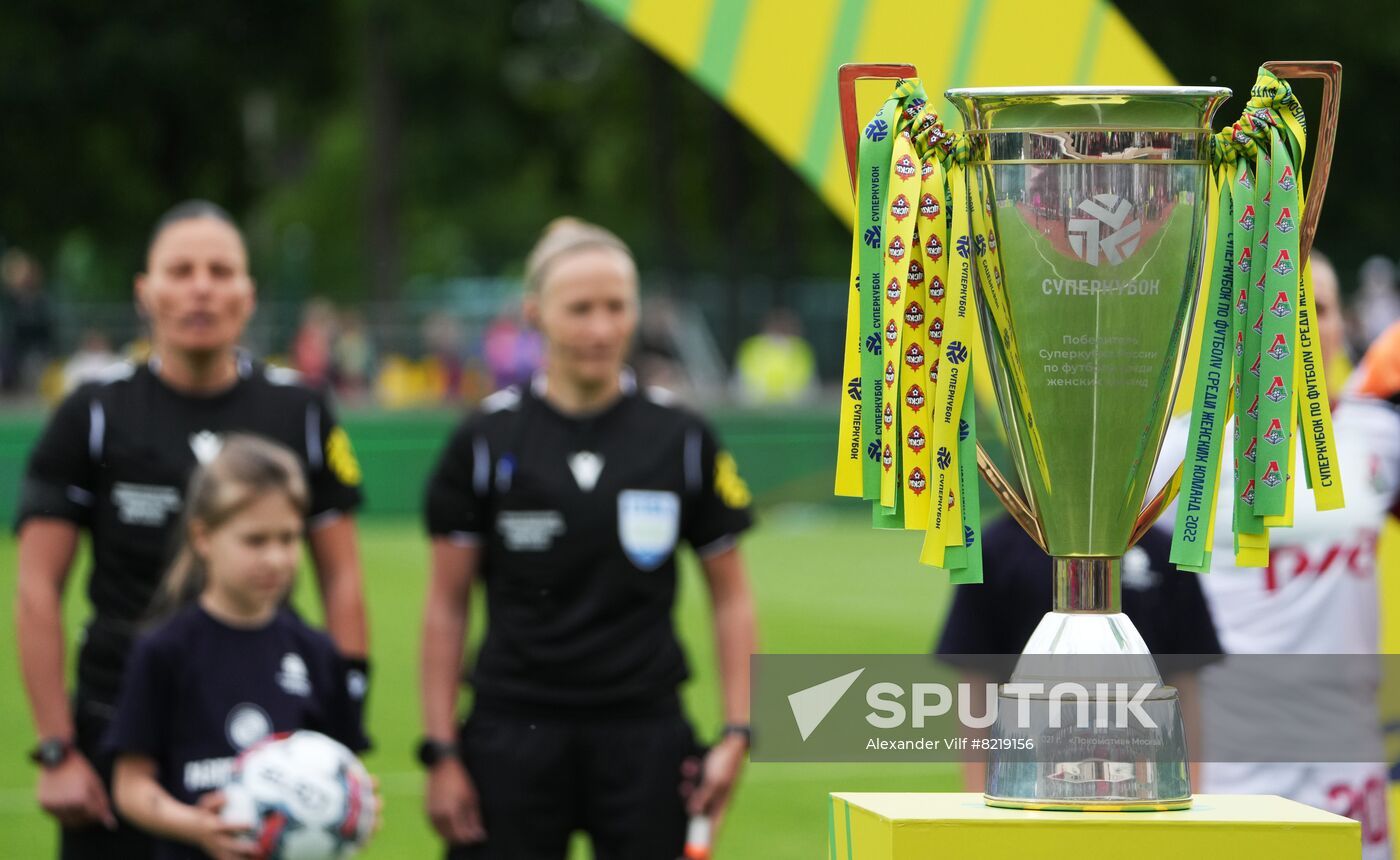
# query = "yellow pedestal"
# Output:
<box><xmin>828</xmin><ymin>793</ymin><xmax>1361</xmax><ymax>859</ymax></box>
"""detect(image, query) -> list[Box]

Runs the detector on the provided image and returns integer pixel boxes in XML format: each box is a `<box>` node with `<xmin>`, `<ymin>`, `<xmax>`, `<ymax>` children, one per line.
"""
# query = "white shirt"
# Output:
<box><xmin>1155</xmin><ymin>396</ymin><xmax>1400</xmax><ymax>654</ymax></box>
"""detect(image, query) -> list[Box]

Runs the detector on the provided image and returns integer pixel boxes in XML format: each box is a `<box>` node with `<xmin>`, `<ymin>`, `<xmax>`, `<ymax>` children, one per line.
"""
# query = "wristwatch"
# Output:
<box><xmin>29</xmin><ymin>738</ymin><xmax>73</xmax><ymax>769</ymax></box>
<box><xmin>416</xmin><ymin>737</ymin><xmax>459</xmax><ymax>768</ymax></box>
<box><xmin>721</xmin><ymin>723</ymin><xmax>752</xmax><ymax>746</ymax></box>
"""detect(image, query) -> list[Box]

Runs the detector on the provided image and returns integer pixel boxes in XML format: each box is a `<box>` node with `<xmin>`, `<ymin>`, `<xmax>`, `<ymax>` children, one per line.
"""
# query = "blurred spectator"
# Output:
<box><xmin>733</xmin><ymin>308</ymin><xmax>816</xmax><ymax>406</ymax></box>
<box><xmin>481</xmin><ymin>305</ymin><xmax>542</xmax><ymax>390</ymax></box>
<box><xmin>123</xmin><ymin>335</ymin><xmax>153</xmax><ymax>365</ymax></box>
<box><xmin>1156</xmin><ymin>252</ymin><xmax>1393</xmax><ymax>855</ymax></box>
<box><xmin>1349</xmin><ymin>255</ymin><xmax>1400</xmax><ymax>355</ymax></box>
<box><xmin>634</xmin><ymin>294</ymin><xmax>691</xmax><ymax>396</ymax></box>
<box><xmin>0</xmin><ymin>248</ymin><xmax>55</xmax><ymax>394</ymax></box>
<box><xmin>62</xmin><ymin>329</ymin><xmax>121</xmax><ymax>393</ymax></box>
<box><xmin>291</xmin><ymin>297</ymin><xmax>337</xmax><ymax>388</ymax></box>
<box><xmin>423</xmin><ymin>310</ymin><xmax>466</xmax><ymax>401</ymax></box>
<box><xmin>332</xmin><ymin>309</ymin><xmax>377</xmax><ymax>402</ymax></box>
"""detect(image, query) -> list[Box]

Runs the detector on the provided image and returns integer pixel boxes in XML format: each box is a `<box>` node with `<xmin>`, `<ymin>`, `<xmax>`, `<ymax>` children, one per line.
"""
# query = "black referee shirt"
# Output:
<box><xmin>936</xmin><ymin>517</ymin><xmax>1222</xmax><ymax>675</ymax></box>
<box><xmin>425</xmin><ymin>375</ymin><xmax>753</xmax><ymax>713</ymax></box>
<box><xmin>16</xmin><ymin>356</ymin><xmax>363</xmax><ymax>706</ymax></box>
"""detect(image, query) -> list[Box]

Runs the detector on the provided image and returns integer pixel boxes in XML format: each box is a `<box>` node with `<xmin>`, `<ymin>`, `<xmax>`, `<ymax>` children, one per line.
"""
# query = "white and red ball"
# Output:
<box><xmin>220</xmin><ymin>730</ymin><xmax>375</xmax><ymax>859</ymax></box>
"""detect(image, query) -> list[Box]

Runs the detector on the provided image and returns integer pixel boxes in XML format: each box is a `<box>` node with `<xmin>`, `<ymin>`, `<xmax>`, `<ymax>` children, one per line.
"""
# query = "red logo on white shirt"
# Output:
<box><xmin>1263</xmin><ymin>529</ymin><xmax>1378</xmax><ymax>592</ymax></box>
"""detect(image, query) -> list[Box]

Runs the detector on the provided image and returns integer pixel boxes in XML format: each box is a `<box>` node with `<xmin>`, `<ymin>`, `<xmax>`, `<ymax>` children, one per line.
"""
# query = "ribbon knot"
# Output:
<box><xmin>1209</xmin><ymin>130</ymin><xmax>1241</xmax><ymax>166</ymax></box>
<box><xmin>1247</xmin><ymin>69</ymin><xmax>1295</xmax><ymax>109</ymax></box>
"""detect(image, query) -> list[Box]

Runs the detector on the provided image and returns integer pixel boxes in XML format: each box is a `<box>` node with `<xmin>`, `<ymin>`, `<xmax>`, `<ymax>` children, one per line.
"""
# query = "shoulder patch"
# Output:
<box><xmin>481</xmin><ymin>387</ymin><xmax>522</xmax><ymax>414</ymax></box>
<box><xmin>93</xmin><ymin>361</ymin><xmax>137</xmax><ymax>385</ymax></box>
<box><xmin>714</xmin><ymin>450</ymin><xmax>752</xmax><ymax>510</ymax></box>
<box><xmin>325</xmin><ymin>426</ymin><xmax>362</xmax><ymax>487</ymax></box>
<box><xmin>644</xmin><ymin>385</ymin><xmax>679</xmax><ymax>406</ymax></box>
<box><xmin>264</xmin><ymin>365</ymin><xmax>303</xmax><ymax>386</ymax></box>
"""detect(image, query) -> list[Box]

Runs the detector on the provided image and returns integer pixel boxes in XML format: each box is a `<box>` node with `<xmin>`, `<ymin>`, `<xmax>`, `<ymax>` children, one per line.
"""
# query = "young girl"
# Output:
<box><xmin>106</xmin><ymin>435</ymin><xmax>370</xmax><ymax>860</ymax></box>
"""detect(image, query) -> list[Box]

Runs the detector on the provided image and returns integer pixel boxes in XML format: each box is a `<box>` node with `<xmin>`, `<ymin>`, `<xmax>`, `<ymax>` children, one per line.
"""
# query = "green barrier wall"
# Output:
<box><xmin>0</xmin><ymin>407</ymin><xmax>842</xmax><ymax>524</ymax></box>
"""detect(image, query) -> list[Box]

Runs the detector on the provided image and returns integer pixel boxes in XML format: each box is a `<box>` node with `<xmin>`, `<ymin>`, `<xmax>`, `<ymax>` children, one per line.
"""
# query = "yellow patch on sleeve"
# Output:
<box><xmin>714</xmin><ymin>451</ymin><xmax>751</xmax><ymax>509</ymax></box>
<box><xmin>325</xmin><ymin>426</ymin><xmax>363</xmax><ymax>487</ymax></box>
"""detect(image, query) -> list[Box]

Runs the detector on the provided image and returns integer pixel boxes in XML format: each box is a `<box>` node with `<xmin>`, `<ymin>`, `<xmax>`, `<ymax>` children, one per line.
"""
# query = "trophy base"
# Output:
<box><xmin>983</xmin><ymin>608</ymin><xmax>1193</xmax><ymax>811</ymax></box>
<box><xmin>983</xmin><ymin>796</ymin><xmax>1193</xmax><ymax>812</ymax></box>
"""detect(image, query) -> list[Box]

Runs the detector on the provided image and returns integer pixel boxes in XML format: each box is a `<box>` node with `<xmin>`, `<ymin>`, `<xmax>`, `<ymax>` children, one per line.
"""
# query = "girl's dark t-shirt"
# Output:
<box><xmin>105</xmin><ymin>603</ymin><xmax>369</xmax><ymax>859</ymax></box>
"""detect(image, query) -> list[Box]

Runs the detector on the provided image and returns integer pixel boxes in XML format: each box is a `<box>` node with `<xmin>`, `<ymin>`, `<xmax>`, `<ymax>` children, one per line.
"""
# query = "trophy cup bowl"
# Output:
<box><xmin>945</xmin><ymin>85</ymin><xmax>1232</xmax><ymax>810</ymax></box>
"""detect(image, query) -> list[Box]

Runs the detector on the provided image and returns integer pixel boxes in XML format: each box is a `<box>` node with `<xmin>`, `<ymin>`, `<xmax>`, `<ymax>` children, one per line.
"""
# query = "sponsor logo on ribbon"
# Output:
<box><xmin>925</xmin><ymin>234</ymin><xmax>943</xmax><ymax>262</ymax></box>
<box><xmin>907</xmin><ymin>259</ymin><xmax>924</xmax><ymax>285</ymax></box>
<box><xmin>905</xmin><ymin>385</ymin><xmax>925</xmax><ymax>412</ymax></box>
<box><xmin>908</xmin><ymin>467</ymin><xmax>927</xmax><ymax>495</ymax></box>
<box><xmin>890</xmin><ymin>194</ymin><xmax>911</xmax><ymax>222</ymax></box>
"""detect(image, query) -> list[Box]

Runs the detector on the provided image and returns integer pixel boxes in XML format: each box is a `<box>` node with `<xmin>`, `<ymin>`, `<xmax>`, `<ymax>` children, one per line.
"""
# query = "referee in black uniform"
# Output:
<box><xmin>13</xmin><ymin>201</ymin><xmax>370</xmax><ymax>859</ymax></box>
<box><xmin>420</xmin><ymin>218</ymin><xmax>758</xmax><ymax>859</ymax></box>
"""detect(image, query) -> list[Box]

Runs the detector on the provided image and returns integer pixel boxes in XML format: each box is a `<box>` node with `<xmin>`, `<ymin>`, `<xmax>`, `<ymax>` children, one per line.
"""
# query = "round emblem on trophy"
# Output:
<box><xmin>1067</xmin><ymin>193</ymin><xmax>1142</xmax><ymax>265</ymax></box>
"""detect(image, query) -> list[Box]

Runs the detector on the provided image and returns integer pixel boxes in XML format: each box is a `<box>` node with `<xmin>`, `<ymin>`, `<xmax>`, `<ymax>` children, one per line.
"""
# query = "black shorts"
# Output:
<box><xmin>59</xmin><ymin>691</ymin><xmax>154</xmax><ymax>860</ymax></box>
<box><xmin>448</xmin><ymin>704</ymin><xmax>704</xmax><ymax>860</ymax></box>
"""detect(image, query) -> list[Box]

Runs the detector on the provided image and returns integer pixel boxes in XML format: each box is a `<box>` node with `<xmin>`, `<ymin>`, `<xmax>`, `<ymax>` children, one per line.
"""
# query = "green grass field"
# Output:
<box><xmin>0</xmin><ymin>509</ymin><xmax>961</xmax><ymax>858</ymax></box>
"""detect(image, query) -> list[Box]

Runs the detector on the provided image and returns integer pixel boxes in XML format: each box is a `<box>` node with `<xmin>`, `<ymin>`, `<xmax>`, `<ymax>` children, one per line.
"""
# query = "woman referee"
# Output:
<box><xmin>13</xmin><ymin>201</ymin><xmax>370</xmax><ymax>859</ymax></box>
<box><xmin>420</xmin><ymin>218</ymin><xmax>758</xmax><ymax>859</ymax></box>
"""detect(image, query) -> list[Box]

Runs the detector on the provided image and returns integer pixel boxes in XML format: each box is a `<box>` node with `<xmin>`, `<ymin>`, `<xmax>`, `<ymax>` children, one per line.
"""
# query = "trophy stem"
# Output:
<box><xmin>1052</xmin><ymin>557</ymin><xmax>1121</xmax><ymax>613</ymax></box>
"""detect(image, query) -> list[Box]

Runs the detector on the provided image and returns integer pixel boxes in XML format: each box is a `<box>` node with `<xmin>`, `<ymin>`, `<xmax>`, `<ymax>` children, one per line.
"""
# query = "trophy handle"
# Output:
<box><xmin>1129</xmin><ymin>60</ymin><xmax>1342</xmax><ymax>548</ymax></box>
<box><xmin>837</xmin><ymin>63</ymin><xmax>918</xmax><ymax>191</ymax></box>
<box><xmin>975</xmin><ymin>445</ymin><xmax>1045</xmax><ymax>548</ymax></box>
<box><xmin>838</xmin><ymin>62</ymin><xmax>1047</xmax><ymax>550</ymax></box>
<box><xmin>1260</xmin><ymin>60</ymin><xmax>1342</xmax><ymax>268</ymax></box>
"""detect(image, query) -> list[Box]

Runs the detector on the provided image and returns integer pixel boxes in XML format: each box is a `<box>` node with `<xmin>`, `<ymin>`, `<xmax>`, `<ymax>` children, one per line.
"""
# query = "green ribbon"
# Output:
<box><xmin>857</xmin><ymin>93</ymin><xmax>900</xmax><ymax>502</ymax></box>
<box><xmin>1254</xmin><ymin>126</ymin><xmax>1301</xmax><ymax>515</ymax></box>
<box><xmin>1171</xmin><ymin>66</ymin><xmax>1319</xmax><ymax>568</ymax></box>
<box><xmin>1231</xmin><ymin>152</ymin><xmax>1264</xmax><ymax>543</ymax></box>
<box><xmin>1170</xmin><ymin>167</ymin><xmax>1236</xmax><ymax>573</ymax></box>
<box><xmin>947</xmin><ymin>373</ymin><xmax>983</xmax><ymax>583</ymax></box>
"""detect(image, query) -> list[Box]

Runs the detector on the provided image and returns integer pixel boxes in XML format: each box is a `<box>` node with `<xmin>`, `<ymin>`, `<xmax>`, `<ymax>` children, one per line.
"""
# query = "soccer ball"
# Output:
<box><xmin>220</xmin><ymin>730</ymin><xmax>376</xmax><ymax>859</ymax></box>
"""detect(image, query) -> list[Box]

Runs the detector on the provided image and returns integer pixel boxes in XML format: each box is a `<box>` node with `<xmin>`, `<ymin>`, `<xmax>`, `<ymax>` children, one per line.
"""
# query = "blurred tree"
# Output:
<box><xmin>5</xmin><ymin>0</ymin><xmax>1392</xmax><ymax>318</ymax></box>
<box><xmin>1122</xmin><ymin>0</ymin><xmax>1400</xmax><ymax>287</ymax></box>
<box><xmin>0</xmin><ymin>0</ymin><xmax>344</xmax><ymax>298</ymax></box>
